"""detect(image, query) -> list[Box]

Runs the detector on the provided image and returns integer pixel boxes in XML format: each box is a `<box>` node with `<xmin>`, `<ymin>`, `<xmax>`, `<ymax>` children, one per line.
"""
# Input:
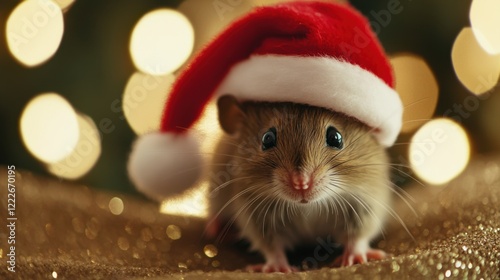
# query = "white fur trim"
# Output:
<box><xmin>215</xmin><ymin>55</ymin><xmax>403</xmax><ymax>146</ymax></box>
<box><xmin>127</xmin><ymin>132</ymin><xmax>203</xmax><ymax>200</ymax></box>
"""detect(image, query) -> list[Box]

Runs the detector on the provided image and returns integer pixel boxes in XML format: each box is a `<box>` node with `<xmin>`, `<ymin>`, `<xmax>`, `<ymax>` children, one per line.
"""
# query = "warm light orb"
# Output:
<box><xmin>452</xmin><ymin>27</ymin><xmax>500</xmax><ymax>95</ymax></box>
<box><xmin>47</xmin><ymin>113</ymin><xmax>102</xmax><ymax>179</ymax></box>
<box><xmin>160</xmin><ymin>182</ymin><xmax>209</xmax><ymax>218</ymax></box>
<box><xmin>123</xmin><ymin>72</ymin><xmax>175</xmax><ymax>135</ymax></box>
<box><xmin>391</xmin><ymin>54</ymin><xmax>439</xmax><ymax>133</ymax></box>
<box><xmin>20</xmin><ymin>93</ymin><xmax>79</xmax><ymax>163</ymax></box>
<box><xmin>193</xmin><ymin>102</ymin><xmax>223</xmax><ymax>152</ymax></box>
<box><xmin>108</xmin><ymin>197</ymin><xmax>125</xmax><ymax>215</ymax></box>
<box><xmin>130</xmin><ymin>9</ymin><xmax>194</xmax><ymax>75</ymax></box>
<box><xmin>409</xmin><ymin>118</ymin><xmax>470</xmax><ymax>185</ymax></box>
<box><xmin>6</xmin><ymin>0</ymin><xmax>64</xmax><ymax>67</ymax></box>
<box><xmin>470</xmin><ymin>0</ymin><xmax>500</xmax><ymax>54</ymax></box>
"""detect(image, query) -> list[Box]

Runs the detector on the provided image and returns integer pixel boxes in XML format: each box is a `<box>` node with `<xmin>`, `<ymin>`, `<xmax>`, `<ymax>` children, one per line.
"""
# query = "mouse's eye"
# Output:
<box><xmin>326</xmin><ymin>126</ymin><xmax>343</xmax><ymax>149</ymax></box>
<box><xmin>262</xmin><ymin>127</ymin><xmax>277</xmax><ymax>151</ymax></box>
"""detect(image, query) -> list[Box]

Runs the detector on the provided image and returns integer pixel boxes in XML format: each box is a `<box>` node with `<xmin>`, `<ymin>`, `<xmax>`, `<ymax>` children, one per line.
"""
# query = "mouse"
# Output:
<box><xmin>206</xmin><ymin>95</ymin><xmax>393</xmax><ymax>273</ymax></box>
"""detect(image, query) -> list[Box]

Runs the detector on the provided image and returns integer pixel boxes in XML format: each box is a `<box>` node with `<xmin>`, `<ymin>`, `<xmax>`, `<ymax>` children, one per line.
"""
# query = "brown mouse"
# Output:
<box><xmin>207</xmin><ymin>95</ymin><xmax>393</xmax><ymax>272</ymax></box>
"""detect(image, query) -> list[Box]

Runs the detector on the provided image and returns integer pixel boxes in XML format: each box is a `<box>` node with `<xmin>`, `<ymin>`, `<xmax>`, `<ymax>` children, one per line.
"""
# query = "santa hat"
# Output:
<box><xmin>128</xmin><ymin>1</ymin><xmax>403</xmax><ymax>200</ymax></box>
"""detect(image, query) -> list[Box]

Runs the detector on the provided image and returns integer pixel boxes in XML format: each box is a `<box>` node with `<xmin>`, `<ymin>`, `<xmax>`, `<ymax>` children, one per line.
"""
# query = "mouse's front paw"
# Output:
<box><xmin>333</xmin><ymin>247</ymin><xmax>387</xmax><ymax>267</ymax></box>
<box><xmin>246</xmin><ymin>263</ymin><xmax>298</xmax><ymax>273</ymax></box>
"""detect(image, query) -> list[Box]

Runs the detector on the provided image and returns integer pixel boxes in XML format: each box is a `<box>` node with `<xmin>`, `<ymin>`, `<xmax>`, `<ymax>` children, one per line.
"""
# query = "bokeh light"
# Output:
<box><xmin>470</xmin><ymin>0</ymin><xmax>500</xmax><ymax>54</ymax></box>
<box><xmin>178</xmin><ymin>0</ymin><xmax>253</xmax><ymax>53</ymax></box>
<box><xmin>108</xmin><ymin>197</ymin><xmax>124</xmax><ymax>215</ymax></box>
<box><xmin>391</xmin><ymin>54</ymin><xmax>439</xmax><ymax>133</ymax></box>
<box><xmin>193</xmin><ymin>102</ymin><xmax>222</xmax><ymax>153</ymax></box>
<box><xmin>46</xmin><ymin>113</ymin><xmax>102</xmax><ymax>179</ymax></box>
<box><xmin>203</xmin><ymin>244</ymin><xmax>218</xmax><ymax>258</ymax></box>
<box><xmin>123</xmin><ymin>72</ymin><xmax>175</xmax><ymax>135</ymax></box>
<box><xmin>6</xmin><ymin>0</ymin><xmax>64</xmax><ymax>67</ymax></box>
<box><xmin>20</xmin><ymin>93</ymin><xmax>79</xmax><ymax>163</ymax></box>
<box><xmin>451</xmin><ymin>27</ymin><xmax>500</xmax><ymax>95</ymax></box>
<box><xmin>166</xmin><ymin>224</ymin><xmax>182</xmax><ymax>240</ymax></box>
<box><xmin>130</xmin><ymin>9</ymin><xmax>194</xmax><ymax>75</ymax></box>
<box><xmin>409</xmin><ymin>118</ymin><xmax>470</xmax><ymax>185</ymax></box>
<box><xmin>160</xmin><ymin>182</ymin><xmax>209</xmax><ymax>218</ymax></box>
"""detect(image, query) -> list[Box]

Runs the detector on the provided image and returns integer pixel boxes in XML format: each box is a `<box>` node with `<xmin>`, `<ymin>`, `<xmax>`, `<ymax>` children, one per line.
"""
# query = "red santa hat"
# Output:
<box><xmin>128</xmin><ymin>1</ymin><xmax>403</xmax><ymax>200</ymax></box>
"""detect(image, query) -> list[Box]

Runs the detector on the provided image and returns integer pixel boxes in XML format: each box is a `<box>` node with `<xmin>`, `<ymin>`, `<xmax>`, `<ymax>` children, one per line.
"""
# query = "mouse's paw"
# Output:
<box><xmin>333</xmin><ymin>247</ymin><xmax>387</xmax><ymax>267</ymax></box>
<box><xmin>246</xmin><ymin>263</ymin><xmax>298</xmax><ymax>273</ymax></box>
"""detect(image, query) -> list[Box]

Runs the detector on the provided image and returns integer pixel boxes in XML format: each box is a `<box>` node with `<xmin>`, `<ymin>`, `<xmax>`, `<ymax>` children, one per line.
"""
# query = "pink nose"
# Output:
<box><xmin>290</xmin><ymin>171</ymin><xmax>312</xmax><ymax>191</ymax></box>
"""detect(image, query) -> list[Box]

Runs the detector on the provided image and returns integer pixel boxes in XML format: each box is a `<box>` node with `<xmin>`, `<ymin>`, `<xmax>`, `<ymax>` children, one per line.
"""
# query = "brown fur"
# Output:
<box><xmin>209</xmin><ymin>99</ymin><xmax>392</xmax><ymax>264</ymax></box>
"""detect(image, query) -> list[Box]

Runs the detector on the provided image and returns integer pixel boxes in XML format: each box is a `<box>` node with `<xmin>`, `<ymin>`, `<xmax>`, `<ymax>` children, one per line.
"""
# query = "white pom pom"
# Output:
<box><xmin>127</xmin><ymin>132</ymin><xmax>203</xmax><ymax>200</ymax></box>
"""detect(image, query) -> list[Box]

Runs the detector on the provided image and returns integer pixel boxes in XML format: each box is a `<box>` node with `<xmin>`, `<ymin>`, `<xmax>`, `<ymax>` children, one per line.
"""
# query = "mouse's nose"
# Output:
<box><xmin>289</xmin><ymin>170</ymin><xmax>312</xmax><ymax>191</ymax></box>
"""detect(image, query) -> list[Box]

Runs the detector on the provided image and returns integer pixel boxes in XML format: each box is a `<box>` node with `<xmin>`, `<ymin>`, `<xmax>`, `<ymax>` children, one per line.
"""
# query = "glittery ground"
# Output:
<box><xmin>0</xmin><ymin>157</ymin><xmax>499</xmax><ymax>279</ymax></box>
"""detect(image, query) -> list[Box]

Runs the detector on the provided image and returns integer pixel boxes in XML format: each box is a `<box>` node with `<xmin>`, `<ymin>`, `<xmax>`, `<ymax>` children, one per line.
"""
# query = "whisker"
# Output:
<box><xmin>210</xmin><ymin>176</ymin><xmax>256</xmax><ymax>196</ymax></box>
<box><xmin>403</xmin><ymin>96</ymin><xmax>434</xmax><ymax>109</ymax></box>
<box><xmin>217</xmin><ymin>188</ymin><xmax>268</xmax><ymax>242</ymax></box>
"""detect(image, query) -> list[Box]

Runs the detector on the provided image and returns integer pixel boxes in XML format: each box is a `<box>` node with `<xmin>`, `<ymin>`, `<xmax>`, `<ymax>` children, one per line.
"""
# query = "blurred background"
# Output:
<box><xmin>0</xmin><ymin>0</ymin><xmax>499</xmax><ymax>213</ymax></box>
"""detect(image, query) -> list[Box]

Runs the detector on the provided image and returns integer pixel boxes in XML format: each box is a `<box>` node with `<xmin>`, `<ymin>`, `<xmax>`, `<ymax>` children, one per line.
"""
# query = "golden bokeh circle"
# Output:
<box><xmin>451</xmin><ymin>27</ymin><xmax>500</xmax><ymax>95</ymax></box>
<box><xmin>46</xmin><ymin>113</ymin><xmax>102</xmax><ymax>179</ymax></box>
<box><xmin>130</xmin><ymin>9</ymin><xmax>194</xmax><ymax>75</ymax></box>
<box><xmin>123</xmin><ymin>72</ymin><xmax>175</xmax><ymax>135</ymax></box>
<box><xmin>409</xmin><ymin>118</ymin><xmax>470</xmax><ymax>185</ymax></box>
<box><xmin>470</xmin><ymin>0</ymin><xmax>500</xmax><ymax>54</ymax></box>
<box><xmin>391</xmin><ymin>54</ymin><xmax>439</xmax><ymax>133</ymax></box>
<box><xmin>20</xmin><ymin>93</ymin><xmax>80</xmax><ymax>163</ymax></box>
<box><xmin>6</xmin><ymin>0</ymin><xmax>64</xmax><ymax>67</ymax></box>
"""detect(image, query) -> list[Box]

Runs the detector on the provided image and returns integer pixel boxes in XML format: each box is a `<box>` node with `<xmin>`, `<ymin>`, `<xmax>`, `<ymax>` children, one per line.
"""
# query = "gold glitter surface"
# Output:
<box><xmin>0</xmin><ymin>157</ymin><xmax>499</xmax><ymax>279</ymax></box>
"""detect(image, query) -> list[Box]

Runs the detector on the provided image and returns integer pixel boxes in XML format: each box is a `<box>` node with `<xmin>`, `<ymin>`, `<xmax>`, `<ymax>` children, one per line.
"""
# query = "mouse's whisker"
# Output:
<box><xmin>402</xmin><ymin>118</ymin><xmax>433</xmax><ymax>125</ymax></box>
<box><xmin>259</xmin><ymin>187</ymin><xmax>282</xmax><ymax>236</ymax></box>
<box><xmin>199</xmin><ymin>152</ymin><xmax>261</xmax><ymax>164</ymax></box>
<box><xmin>359</xmin><ymin>190</ymin><xmax>416</xmax><ymax>243</ymax></box>
<box><xmin>276</xmin><ymin>197</ymin><xmax>285</xmax><ymax>227</ymax></box>
<box><xmin>386</xmin><ymin>166</ymin><xmax>426</xmax><ymax>188</ymax></box>
<box><xmin>391</xmin><ymin>138</ymin><xmax>449</xmax><ymax>146</ymax></box>
<box><xmin>323</xmin><ymin>185</ymin><xmax>345</xmax><ymax>229</ymax></box>
<box><xmin>274</xmin><ymin>194</ymin><xmax>286</xmax><ymax>231</ymax></box>
<box><xmin>328</xmin><ymin>161</ymin><xmax>405</xmax><ymax>173</ymax></box>
<box><xmin>264</xmin><ymin>190</ymin><xmax>281</xmax><ymax>233</ymax></box>
<box><xmin>386</xmin><ymin>181</ymin><xmax>418</xmax><ymax>209</ymax></box>
<box><xmin>210</xmin><ymin>176</ymin><xmax>257</xmax><ymax>196</ymax></box>
<box><xmin>209</xmin><ymin>184</ymin><xmax>265</xmax><ymax>235</ymax></box>
<box><xmin>241</xmin><ymin>186</ymin><xmax>278</xmax><ymax>235</ymax></box>
<box><xmin>216</xmin><ymin>187</ymin><xmax>268</xmax><ymax>242</ymax></box>
<box><xmin>326</xmin><ymin>148</ymin><xmax>387</xmax><ymax>171</ymax></box>
<box><xmin>330</xmin><ymin>184</ymin><xmax>364</xmax><ymax>234</ymax></box>
<box><xmin>403</xmin><ymin>96</ymin><xmax>435</xmax><ymax>109</ymax></box>
<box><xmin>315</xmin><ymin>199</ymin><xmax>322</xmax><ymax>218</ymax></box>
<box><xmin>346</xmin><ymin>191</ymin><xmax>388</xmax><ymax>240</ymax></box>
<box><xmin>240</xmin><ymin>191</ymin><xmax>268</xmax><ymax>233</ymax></box>
<box><xmin>336</xmin><ymin>186</ymin><xmax>368</xmax><ymax>228</ymax></box>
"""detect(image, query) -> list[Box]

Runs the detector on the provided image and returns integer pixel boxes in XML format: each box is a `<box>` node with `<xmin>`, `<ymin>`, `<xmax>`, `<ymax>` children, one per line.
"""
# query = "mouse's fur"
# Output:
<box><xmin>208</xmin><ymin>95</ymin><xmax>392</xmax><ymax>271</ymax></box>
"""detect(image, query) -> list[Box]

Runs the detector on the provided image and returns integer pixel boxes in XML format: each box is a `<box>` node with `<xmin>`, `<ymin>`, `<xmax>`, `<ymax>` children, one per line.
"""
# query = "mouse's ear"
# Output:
<box><xmin>217</xmin><ymin>95</ymin><xmax>244</xmax><ymax>134</ymax></box>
